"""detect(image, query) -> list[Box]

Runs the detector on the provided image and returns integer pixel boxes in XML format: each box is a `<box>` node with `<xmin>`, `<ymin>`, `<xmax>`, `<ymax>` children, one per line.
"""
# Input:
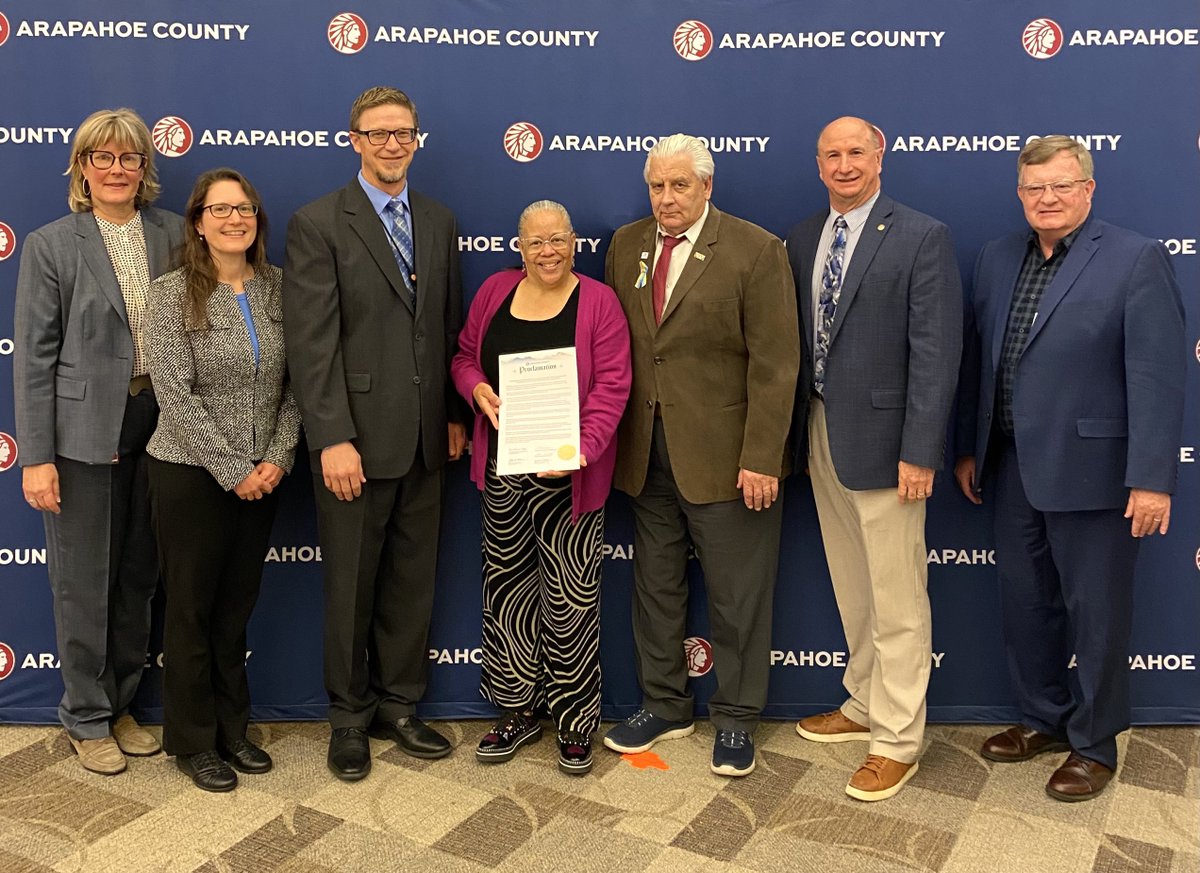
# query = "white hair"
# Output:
<box><xmin>643</xmin><ymin>134</ymin><xmax>714</xmax><ymax>183</ymax></box>
<box><xmin>518</xmin><ymin>200</ymin><xmax>573</xmax><ymax>237</ymax></box>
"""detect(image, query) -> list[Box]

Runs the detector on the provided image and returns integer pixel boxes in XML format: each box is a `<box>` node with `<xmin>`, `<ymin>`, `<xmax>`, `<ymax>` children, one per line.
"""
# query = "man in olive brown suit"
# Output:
<box><xmin>601</xmin><ymin>134</ymin><xmax>800</xmax><ymax>777</ymax></box>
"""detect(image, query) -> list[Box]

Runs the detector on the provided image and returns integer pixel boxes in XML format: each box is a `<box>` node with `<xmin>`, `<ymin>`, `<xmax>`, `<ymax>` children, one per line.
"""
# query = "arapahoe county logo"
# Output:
<box><xmin>674</xmin><ymin>20</ymin><xmax>713</xmax><ymax>61</ymax></box>
<box><xmin>1022</xmin><ymin>18</ymin><xmax>1064</xmax><ymax>59</ymax></box>
<box><xmin>504</xmin><ymin>122</ymin><xmax>543</xmax><ymax>162</ymax></box>
<box><xmin>0</xmin><ymin>12</ymin><xmax>11</xmax><ymax>47</ymax></box>
<box><xmin>0</xmin><ymin>221</ymin><xmax>16</xmax><ymax>261</ymax></box>
<box><xmin>0</xmin><ymin>642</ymin><xmax>16</xmax><ymax>681</ymax></box>
<box><xmin>684</xmin><ymin>636</ymin><xmax>714</xmax><ymax>677</ymax></box>
<box><xmin>152</xmin><ymin>116</ymin><xmax>193</xmax><ymax>157</ymax></box>
<box><xmin>328</xmin><ymin>12</ymin><xmax>368</xmax><ymax>54</ymax></box>
<box><xmin>0</xmin><ymin>432</ymin><xmax>18</xmax><ymax>472</ymax></box>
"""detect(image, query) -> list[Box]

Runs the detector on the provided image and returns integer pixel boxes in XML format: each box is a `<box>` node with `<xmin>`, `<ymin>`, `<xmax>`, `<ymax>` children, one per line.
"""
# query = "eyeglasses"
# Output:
<box><xmin>519</xmin><ymin>233</ymin><xmax>574</xmax><ymax>252</ymax></box>
<box><xmin>202</xmin><ymin>203</ymin><xmax>259</xmax><ymax>218</ymax></box>
<box><xmin>352</xmin><ymin>128</ymin><xmax>420</xmax><ymax>146</ymax></box>
<box><xmin>1017</xmin><ymin>179</ymin><xmax>1089</xmax><ymax>198</ymax></box>
<box><xmin>86</xmin><ymin>151</ymin><xmax>147</xmax><ymax>171</ymax></box>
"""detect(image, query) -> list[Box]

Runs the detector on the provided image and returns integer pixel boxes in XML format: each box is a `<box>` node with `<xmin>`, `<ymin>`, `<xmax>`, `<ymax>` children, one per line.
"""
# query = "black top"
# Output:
<box><xmin>481</xmin><ymin>280</ymin><xmax>580</xmax><ymax>460</ymax></box>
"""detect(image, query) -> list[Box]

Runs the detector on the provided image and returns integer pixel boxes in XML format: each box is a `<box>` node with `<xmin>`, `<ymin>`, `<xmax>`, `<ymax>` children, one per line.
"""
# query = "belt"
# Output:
<box><xmin>129</xmin><ymin>374</ymin><xmax>153</xmax><ymax>396</ymax></box>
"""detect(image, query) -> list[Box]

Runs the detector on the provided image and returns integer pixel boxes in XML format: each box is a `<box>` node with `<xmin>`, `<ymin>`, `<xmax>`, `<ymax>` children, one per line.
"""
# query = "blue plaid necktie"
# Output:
<box><xmin>813</xmin><ymin>216</ymin><xmax>847</xmax><ymax>397</ymax></box>
<box><xmin>384</xmin><ymin>197</ymin><xmax>416</xmax><ymax>303</ymax></box>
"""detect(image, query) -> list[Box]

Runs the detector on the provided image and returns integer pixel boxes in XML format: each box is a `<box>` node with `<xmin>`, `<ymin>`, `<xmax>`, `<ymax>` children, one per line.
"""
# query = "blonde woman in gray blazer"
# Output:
<box><xmin>13</xmin><ymin>108</ymin><xmax>183</xmax><ymax>777</ymax></box>
<box><xmin>145</xmin><ymin>168</ymin><xmax>300</xmax><ymax>793</ymax></box>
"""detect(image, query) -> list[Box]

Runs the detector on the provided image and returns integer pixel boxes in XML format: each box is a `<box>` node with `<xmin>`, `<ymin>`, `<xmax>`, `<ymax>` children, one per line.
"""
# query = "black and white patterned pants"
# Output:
<box><xmin>479</xmin><ymin>458</ymin><xmax>604</xmax><ymax>736</ymax></box>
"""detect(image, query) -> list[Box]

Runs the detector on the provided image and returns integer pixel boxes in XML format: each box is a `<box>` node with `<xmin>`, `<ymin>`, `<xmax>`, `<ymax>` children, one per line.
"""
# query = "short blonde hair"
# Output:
<box><xmin>1018</xmin><ymin>136</ymin><xmax>1094</xmax><ymax>183</ymax></box>
<box><xmin>349</xmin><ymin>86</ymin><xmax>419</xmax><ymax>130</ymax></box>
<box><xmin>64</xmin><ymin>108</ymin><xmax>161</xmax><ymax>213</ymax></box>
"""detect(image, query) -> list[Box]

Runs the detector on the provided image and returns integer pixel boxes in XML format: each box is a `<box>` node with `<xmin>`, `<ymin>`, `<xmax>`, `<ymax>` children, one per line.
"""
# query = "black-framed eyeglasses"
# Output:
<box><xmin>352</xmin><ymin>128</ymin><xmax>420</xmax><ymax>146</ymax></box>
<box><xmin>202</xmin><ymin>203</ymin><xmax>259</xmax><ymax>219</ymax></box>
<box><xmin>86</xmin><ymin>151</ymin><xmax>147</xmax><ymax>171</ymax></box>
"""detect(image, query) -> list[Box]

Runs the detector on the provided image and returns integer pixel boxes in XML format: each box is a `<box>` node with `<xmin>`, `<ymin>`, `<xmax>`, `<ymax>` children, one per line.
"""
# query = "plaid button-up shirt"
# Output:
<box><xmin>997</xmin><ymin>226</ymin><xmax>1082</xmax><ymax>435</ymax></box>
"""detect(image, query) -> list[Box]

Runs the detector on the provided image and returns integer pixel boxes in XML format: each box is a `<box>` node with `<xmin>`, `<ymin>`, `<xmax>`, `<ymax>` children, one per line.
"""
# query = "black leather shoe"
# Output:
<box><xmin>177</xmin><ymin>750</ymin><xmax>237</xmax><ymax>792</ymax></box>
<box><xmin>218</xmin><ymin>737</ymin><xmax>273</xmax><ymax>774</ymax></box>
<box><xmin>327</xmin><ymin>727</ymin><xmax>371</xmax><ymax>781</ymax></box>
<box><xmin>368</xmin><ymin>716</ymin><xmax>451</xmax><ymax>759</ymax></box>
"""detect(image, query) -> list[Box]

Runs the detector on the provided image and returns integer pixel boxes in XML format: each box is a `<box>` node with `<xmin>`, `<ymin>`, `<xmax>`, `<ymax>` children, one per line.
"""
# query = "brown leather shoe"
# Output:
<box><xmin>1046</xmin><ymin>753</ymin><xmax>1114</xmax><ymax>802</ymax></box>
<box><xmin>68</xmin><ymin>734</ymin><xmax>127</xmax><ymax>776</ymax></box>
<box><xmin>796</xmin><ymin>709</ymin><xmax>870</xmax><ymax>743</ymax></box>
<box><xmin>112</xmin><ymin>714</ymin><xmax>161</xmax><ymax>756</ymax></box>
<box><xmin>980</xmin><ymin>725</ymin><xmax>1070</xmax><ymax>762</ymax></box>
<box><xmin>845</xmin><ymin>754</ymin><xmax>918</xmax><ymax>801</ymax></box>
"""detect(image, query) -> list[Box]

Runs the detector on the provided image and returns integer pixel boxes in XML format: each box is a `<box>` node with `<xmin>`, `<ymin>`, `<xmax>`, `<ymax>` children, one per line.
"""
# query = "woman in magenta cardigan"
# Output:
<box><xmin>452</xmin><ymin>200</ymin><xmax>630</xmax><ymax>775</ymax></box>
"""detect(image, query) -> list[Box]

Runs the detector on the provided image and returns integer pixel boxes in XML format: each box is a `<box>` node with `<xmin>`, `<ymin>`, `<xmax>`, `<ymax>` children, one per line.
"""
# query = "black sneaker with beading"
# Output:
<box><xmin>476</xmin><ymin>711</ymin><xmax>543</xmax><ymax>763</ymax></box>
<box><xmin>557</xmin><ymin>730</ymin><xmax>593</xmax><ymax>775</ymax></box>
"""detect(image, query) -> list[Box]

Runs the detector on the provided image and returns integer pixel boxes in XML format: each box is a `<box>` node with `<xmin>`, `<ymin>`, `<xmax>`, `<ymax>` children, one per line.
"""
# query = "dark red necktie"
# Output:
<box><xmin>652</xmin><ymin>234</ymin><xmax>684</xmax><ymax>325</ymax></box>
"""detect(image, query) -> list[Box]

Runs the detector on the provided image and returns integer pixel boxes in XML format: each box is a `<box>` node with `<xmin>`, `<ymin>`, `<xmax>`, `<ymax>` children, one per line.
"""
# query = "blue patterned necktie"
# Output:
<box><xmin>385</xmin><ymin>197</ymin><xmax>416</xmax><ymax>303</ymax></box>
<box><xmin>813</xmin><ymin>215</ymin><xmax>848</xmax><ymax>397</ymax></box>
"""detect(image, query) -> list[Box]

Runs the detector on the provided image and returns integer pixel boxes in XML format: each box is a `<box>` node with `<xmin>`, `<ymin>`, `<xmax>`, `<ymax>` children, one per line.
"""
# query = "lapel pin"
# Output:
<box><xmin>694</xmin><ymin>252</ymin><xmax>706</xmax><ymax>260</ymax></box>
<box><xmin>877</xmin><ymin>224</ymin><xmax>886</xmax><ymax>231</ymax></box>
<box><xmin>640</xmin><ymin>251</ymin><xmax>650</xmax><ymax>259</ymax></box>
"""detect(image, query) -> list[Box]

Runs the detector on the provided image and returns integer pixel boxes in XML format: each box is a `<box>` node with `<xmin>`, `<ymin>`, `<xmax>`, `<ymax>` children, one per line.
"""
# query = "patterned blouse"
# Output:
<box><xmin>95</xmin><ymin>211</ymin><xmax>152</xmax><ymax>377</ymax></box>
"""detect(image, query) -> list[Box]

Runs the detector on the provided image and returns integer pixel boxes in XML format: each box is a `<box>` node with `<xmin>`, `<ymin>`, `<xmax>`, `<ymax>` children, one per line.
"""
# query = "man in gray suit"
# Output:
<box><xmin>284</xmin><ymin>86</ymin><xmax>466</xmax><ymax>781</ymax></box>
<box><xmin>786</xmin><ymin>117</ymin><xmax>961</xmax><ymax>801</ymax></box>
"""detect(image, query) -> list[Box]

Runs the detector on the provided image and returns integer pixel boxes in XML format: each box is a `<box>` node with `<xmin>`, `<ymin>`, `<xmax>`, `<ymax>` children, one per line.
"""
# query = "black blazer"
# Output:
<box><xmin>283</xmin><ymin>179</ymin><xmax>464</xmax><ymax>478</ymax></box>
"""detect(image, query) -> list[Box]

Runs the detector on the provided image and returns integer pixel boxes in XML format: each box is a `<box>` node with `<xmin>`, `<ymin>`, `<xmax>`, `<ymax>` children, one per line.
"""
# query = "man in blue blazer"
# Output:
<box><xmin>955</xmin><ymin>136</ymin><xmax>1185</xmax><ymax>801</ymax></box>
<box><xmin>787</xmin><ymin>117</ymin><xmax>961</xmax><ymax>801</ymax></box>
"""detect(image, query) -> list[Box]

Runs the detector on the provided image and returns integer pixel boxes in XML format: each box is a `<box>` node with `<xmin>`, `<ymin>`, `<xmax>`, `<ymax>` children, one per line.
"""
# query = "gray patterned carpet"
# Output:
<box><xmin>0</xmin><ymin>721</ymin><xmax>1196</xmax><ymax>873</ymax></box>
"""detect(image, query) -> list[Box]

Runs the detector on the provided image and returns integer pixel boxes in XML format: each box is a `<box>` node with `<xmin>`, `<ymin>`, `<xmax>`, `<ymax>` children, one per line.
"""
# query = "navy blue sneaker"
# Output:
<box><xmin>711</xmin><ymin>729</ymin><xmax>755</xmax><ymax>776</ymax></box>
<box><xmin>602</xmin><ymin>709</ymin><xmax>694</xmax><ymax>754</ymax></box>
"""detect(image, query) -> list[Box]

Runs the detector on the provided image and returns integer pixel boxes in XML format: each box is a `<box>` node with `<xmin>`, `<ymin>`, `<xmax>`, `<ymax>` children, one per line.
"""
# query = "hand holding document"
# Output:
<box><xmin>496</xmin><ymin>347</ymin><xmax>580</xmax><ymax>476</ymax></box>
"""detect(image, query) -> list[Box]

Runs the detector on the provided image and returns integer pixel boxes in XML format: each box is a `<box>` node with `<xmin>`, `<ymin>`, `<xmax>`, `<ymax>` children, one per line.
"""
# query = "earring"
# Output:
<box><xmin>136</xmin><ymin>178</ymin><xmax>147</xmax><ymax>200</ymax></box>
<box><xmin>82</xmin><ymin>179</ymin><xmax>91</xmax><ymax>197</ymax></box>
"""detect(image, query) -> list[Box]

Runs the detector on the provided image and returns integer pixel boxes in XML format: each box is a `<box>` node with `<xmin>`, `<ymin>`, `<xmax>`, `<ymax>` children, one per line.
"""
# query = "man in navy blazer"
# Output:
<box><xmin>787</xmin><ymin>117</ymin><xmax>961</xmax><ymax>801</ymax></box>
<box><xmin>955</xmin><ymin>136</ymin><xmax>1185</xmax><ymax>802</ymax></box>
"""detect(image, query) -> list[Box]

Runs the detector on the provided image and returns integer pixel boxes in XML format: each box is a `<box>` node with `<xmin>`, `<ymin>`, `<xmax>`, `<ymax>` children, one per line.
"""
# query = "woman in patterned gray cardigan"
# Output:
<box><xmin>145</xmin><ymin>168</ymin><xmax>300</xmax><ymax>792</ymax></box>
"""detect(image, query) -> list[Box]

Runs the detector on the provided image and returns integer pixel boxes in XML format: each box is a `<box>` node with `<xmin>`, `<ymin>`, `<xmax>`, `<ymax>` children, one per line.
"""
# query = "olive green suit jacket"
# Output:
<box><xmin>604</xmin><ymin>206</ymin><xmax>800</xmax><ymax>504</ymax></box>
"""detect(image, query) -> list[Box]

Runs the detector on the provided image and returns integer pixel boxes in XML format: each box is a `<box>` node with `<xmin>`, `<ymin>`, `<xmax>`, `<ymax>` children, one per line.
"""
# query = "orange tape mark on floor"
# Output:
<box><xmin>622</xmin><ymin>751</ymin><xmax>669</xmax><ymax>770</ymax></box>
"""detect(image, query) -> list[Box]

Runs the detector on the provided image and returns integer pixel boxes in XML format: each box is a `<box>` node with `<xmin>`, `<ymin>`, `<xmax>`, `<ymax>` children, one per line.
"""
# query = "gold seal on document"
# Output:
<box><xmin>556</xmin><ymin>445</ymin><xmax>577</xmax><ymax>461</ymax></box>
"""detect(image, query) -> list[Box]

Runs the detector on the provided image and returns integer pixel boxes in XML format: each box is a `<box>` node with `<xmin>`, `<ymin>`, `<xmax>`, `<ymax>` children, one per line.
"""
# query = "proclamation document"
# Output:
<box><xmin>496</xmin><ymin>347</ymin><xmax>580</xmax><ymax>476</ymax></box>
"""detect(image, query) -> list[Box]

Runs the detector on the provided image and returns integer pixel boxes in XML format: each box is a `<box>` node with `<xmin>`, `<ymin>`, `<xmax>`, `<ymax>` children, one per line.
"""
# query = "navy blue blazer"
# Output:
<box><xmin>955</xmin><ymin>215</ymin><xmax>1185</xmax><ymax>511</ymax></box>
<box><xmin>787</xmin><ymin>194</ymin><xmax>962</xmax><ymax>490</ymax></box>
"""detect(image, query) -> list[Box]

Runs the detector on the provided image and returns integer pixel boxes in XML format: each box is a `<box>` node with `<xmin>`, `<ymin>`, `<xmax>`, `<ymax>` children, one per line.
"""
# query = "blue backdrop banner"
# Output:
<box><xmin>0</xmin><ymin>0</ymin><xmax>1196</xmax><ymax>725</ymax></box>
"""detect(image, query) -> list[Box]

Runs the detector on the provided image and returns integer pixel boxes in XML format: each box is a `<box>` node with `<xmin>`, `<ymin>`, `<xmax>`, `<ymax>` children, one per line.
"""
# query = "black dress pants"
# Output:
<box><xmin>148</xmin><ymin>458</ymin><xmax>279</xmax><ymax>756</ymax></box>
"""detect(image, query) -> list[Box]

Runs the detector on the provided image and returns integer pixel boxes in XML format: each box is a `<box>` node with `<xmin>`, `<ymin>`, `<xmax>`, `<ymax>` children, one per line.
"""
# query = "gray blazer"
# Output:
<box><xmin>145</xmin><ymin>265</ymin><xmax>301</xmax><ymax>491</ymax></box>
<box><xmin>13</xmin><ymin>207</ymin><xmax>184</xmax><ymax>465</ymax></box>
<box><xmin>786</xmin><ymin>194</ymin><xmax>962</xmax><ymax>490</ymax></box>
